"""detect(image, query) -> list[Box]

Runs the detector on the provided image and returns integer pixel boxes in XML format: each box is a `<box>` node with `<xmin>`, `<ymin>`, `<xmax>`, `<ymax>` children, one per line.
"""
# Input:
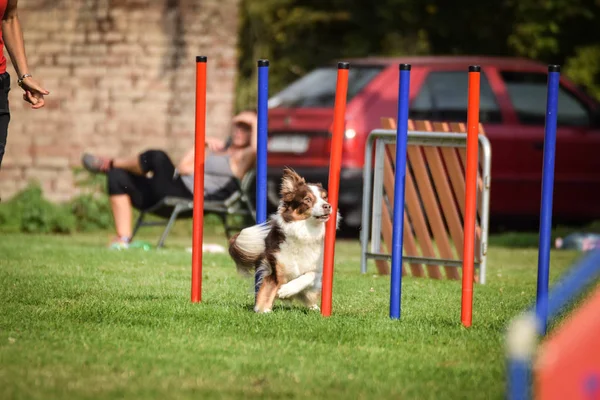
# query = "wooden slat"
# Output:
<box><xmin>382</xmin><ymin>145</ymin><xmax>425</xmax><ymax>277</ymax></box>
<box><xmin>382</xmin><ymin>117</ymin><xmax>443</xmax><ymax>279</ymax></box>
<box><xmin>431</xmin><ymin>121</ymin><xmax>466</xmax><ymax>217</ymax></box>
<box><xmin>403</xmin><ymin>160</ymin><xmax>443</xmax><ymax>279</ymax></box>
<box><xmin>413</xmin><ymin>120</ymin><xmax>461</xmax><ymax>279</ymax></box>
<box><xmin>381</xmin><ymin>201</ymin><xmax>406</xmax><ymax>276</ymax></box>
<box><xmin>374</xmin><ymin>253</ymin><xmax>390</xmax><ymax>275</ymax></box>
<box><xmin>416</xmin><ymin>121</ymin><xmax>465</xmax><ymax>251</ymax></box>
<box><xmin>375</xmin><ymin>174</ymin><xmax>391</xmax><ymax>275</ymax></box>
<box><xmin>407</xmin><ymin>149</ymin><xmax>455</xmax><ymax>279</ymax></box>
<box><xmin>450</xmin><ymin>122</ymin><xmax>485</xmax><ymax>194</ymax></box>
<box><xmin>414</xmin><ymin>121</ymin><xmax>462</xmax><ymax>280</ymax></box>
<box><xmin>403</xmin><ymin>211</ymin><xmax>423</xmax><ymax>277</ymax></box>
<box><xmin>449</xmin><ymin>122</ymin><xmax>468</xmax><ymax>178</ymax></box>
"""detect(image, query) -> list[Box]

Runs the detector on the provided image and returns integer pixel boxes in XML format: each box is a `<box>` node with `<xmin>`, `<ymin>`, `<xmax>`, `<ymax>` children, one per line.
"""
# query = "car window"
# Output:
<box><xmin>410</xmin><ymin>71</ymin><xmax>502</xmax><ymax>123</ymax></box>
<box><xmin>268</xmin><ymin>66</ymin><xmax>384</xmax><ymax>108</ymax></box>
<box><xmin>500</xmin><ymin>71</ymin><xmax>591</xmax><ymax>127</ymax></box>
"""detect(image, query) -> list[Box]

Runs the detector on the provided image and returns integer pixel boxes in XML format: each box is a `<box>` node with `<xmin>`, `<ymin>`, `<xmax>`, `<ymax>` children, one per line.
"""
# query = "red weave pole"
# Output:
<box><xmin>321</xmin><ymin>62</ymin><xmax>349</xmax><ymax>317</ymax></box>
<box><xmin>461</xmin><ymin>65</ymin><xmax>480</xmax><ymax>327</ymax></box>
<box><xmin>191</xmin><ymin>56</ymin><xmax>207</xmax><ymax>303</ymax></box>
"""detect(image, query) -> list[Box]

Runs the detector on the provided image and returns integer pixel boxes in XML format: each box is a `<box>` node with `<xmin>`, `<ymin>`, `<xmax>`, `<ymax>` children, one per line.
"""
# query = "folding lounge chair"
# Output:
<box><xmin>130</xmin><ymin>169</ymin><xmax>256</xmax><ymax>248</ymax></box>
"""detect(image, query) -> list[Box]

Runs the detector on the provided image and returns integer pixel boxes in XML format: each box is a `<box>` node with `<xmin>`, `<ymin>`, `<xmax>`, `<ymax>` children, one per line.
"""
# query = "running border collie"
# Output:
<box><xmin>228</xmin><ymin>168</ymin><xmax>340</xmax><ymax>313</ymax></box>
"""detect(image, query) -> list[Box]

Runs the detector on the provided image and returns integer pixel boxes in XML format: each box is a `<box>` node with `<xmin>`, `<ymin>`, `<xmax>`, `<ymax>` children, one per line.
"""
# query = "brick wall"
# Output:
<box><xmin>0</xmin><ymin>0</ymin><xmax>239</xmax><ymax>202</ymax></box>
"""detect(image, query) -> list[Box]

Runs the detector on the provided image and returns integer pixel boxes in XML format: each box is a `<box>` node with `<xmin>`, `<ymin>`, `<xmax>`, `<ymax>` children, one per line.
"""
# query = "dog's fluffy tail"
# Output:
<box><xmin>228</xmin><ymin>222</ymin><xmax>271</xmax><ymax>276</ymax></box>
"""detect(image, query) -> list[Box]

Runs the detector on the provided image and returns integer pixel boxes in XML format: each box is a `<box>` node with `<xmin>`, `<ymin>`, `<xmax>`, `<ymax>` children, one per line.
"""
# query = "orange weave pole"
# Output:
<box><xmin>191</xmin><ymin>56</ymin><xmax>207</xmax><ymax>303</ymax></box>
<box><xmin>321</xmin><ymin>62</ymin><xmax>349</xmax><ymax>317</ymax></box>
<box><xmin>461</xmin><ymin>66</ymin><xmax>480</xmax><ymax>327</ymax></box>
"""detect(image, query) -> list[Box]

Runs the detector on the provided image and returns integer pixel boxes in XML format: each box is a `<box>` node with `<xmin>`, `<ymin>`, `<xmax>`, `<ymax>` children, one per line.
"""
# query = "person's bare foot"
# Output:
<box><xmin>82</xmin><ymin>153</ymin><xmax>112</xmax><ymax>174</ymax></box>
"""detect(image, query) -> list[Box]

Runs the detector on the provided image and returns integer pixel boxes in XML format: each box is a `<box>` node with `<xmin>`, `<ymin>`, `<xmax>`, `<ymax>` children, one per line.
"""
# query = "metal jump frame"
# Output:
<box><xmin>359</xmin><ymin>129</ymin><xmax>492</xmax><ymax>284</ymax></box>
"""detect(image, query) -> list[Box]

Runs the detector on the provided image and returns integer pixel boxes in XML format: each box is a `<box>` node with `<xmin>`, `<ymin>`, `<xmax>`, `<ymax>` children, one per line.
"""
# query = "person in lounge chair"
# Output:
<box><xmin>81</xmin><ymin>110</ymin><xmax>257</xmax><ymax>249</ymax></box>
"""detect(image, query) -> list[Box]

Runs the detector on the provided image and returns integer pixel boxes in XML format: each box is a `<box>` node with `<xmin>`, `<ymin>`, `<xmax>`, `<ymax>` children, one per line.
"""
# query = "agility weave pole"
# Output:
<box><xmin>506</xmin><ymin>249</ymin><xmax>600</xmax><ymax>400</ymax></box>
<box><xmin>389</xmin><ymin>64</ymin><xmax>411</xmax><ymax>319</ymax></box>
<box><xmin>462</xmin><ymin>65</ymin><xmax>481</xmax><ymax>327</ymax></box>
<box><xmin>321</xmin><ymin>62</ymin><xmax>350</xmax><ymax>317</ymax></box>
<box><xmin>254</xmin><ymin>59</ymin><xmax>270</xmax><ymax>296</ymax></box>
<box><xmin>191</xmin><ymin>56</ymin><xmax>207</xmax><ymax>303</ymax></box>
<box><xmin>536</xmin><ymin>65</ymin><xmax>561</xmax><ymax>335</ymax></box>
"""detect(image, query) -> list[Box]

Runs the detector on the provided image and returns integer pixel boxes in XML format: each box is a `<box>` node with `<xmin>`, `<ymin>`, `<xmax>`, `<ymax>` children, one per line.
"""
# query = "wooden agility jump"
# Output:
<box><xmin>359</xmin><ymin>118</ymin><xmax>491</xmax><ymax>283</ymax></box>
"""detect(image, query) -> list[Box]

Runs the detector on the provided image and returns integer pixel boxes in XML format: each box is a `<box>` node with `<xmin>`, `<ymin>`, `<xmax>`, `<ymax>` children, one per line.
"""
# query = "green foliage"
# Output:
<box><xmin>564</xmin><ymin>44</ymin><xmax>600</xmax><ymax>100</ymax></box>
<box><xmin>65</xmin><ymin>167</ymin><xmax>113</xmax><ymax>232</ymax></box>
<box><xmin>507</xmin><ymin>0</ymin><xmax>597</xmax><ymax>61</ymax></box>
<box><xmin>70</xmin><ymin>193</ymin><xmax>113</xmax><ymax>232</ymax></box>
<box><xmin>69</xmin><ymin>167</ymin><xmax>114</xmax><ymax>232</ymax></box>
<box><xmin>73</xmin><ymin>166</ymin><xmax>107</xmax><ymax>194</ymax></box>
<box><xmin>0</xmin><ymin>171</ymin><xmax>113</xmax><ymax>235</ymax></box>
<box><xmin>0</xmin><ymin>182</ymin><xmax>76</xmax><ymax>234</ymax></box>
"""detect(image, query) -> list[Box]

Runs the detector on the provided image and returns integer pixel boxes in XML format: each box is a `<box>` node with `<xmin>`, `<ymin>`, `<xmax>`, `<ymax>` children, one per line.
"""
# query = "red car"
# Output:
<box><xmin>266</xmin><ymin>56</ymin><xmax>600</xmax><ymax>231</ymax></box>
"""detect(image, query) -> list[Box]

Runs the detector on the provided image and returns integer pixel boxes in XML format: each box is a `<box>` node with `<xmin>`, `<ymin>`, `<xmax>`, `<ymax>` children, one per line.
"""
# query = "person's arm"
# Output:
<box><xmin>250</xmin><ymin>115</ymin><xmax>258</xmax><ymax>151</ymax></box>
<box><xmin>176</xmin><ymin>148</ymin><xmax>195</xmax><ymax>176</ymax></box>
<box><xmin>176</xmin><ymin>136</ymin><xmax>228</xmax><ymax>175</ymax></box>
<box><xmin>2</xmin><ymin>0</ymin><xmax>49</xmax><ymax>109</ymax></box>
<box><xmin>232</xmin><ymin>115</ymin><xmax>258</xmax><ymax>178</ymax></box>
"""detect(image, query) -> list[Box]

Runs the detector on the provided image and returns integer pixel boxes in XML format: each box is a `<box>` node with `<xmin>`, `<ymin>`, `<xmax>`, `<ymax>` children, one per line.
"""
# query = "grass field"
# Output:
<box><xmin>0</xmin><ymin>228</ymin><xmax>587</xmax><ymax>399</ymax></box>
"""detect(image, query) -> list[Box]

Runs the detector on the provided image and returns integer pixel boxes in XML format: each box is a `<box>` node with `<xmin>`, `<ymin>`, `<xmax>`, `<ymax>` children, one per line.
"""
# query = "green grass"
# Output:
<box><xmin>0</xmin><ymin>230</ymin><xmax>588</xmax><ymax>400</ymax></box>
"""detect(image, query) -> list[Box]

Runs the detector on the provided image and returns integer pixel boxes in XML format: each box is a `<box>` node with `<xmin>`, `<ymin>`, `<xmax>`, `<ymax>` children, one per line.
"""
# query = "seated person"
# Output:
<box><xmin>81</xmin><ymin>110</ymin><xmax>257</xmax><ymax>249</ymax></box>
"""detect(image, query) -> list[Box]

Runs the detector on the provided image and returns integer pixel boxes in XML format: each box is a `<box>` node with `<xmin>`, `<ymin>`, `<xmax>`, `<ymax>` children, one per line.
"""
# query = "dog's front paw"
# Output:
<box><xmin>309</xmin><ymin>304</ymin><xmax>320</xmax><ymax>311</ymax></box>
<box><xmin>277</xmin><ymin>284</ymin><xmax>295</xmax><ymax>299</ymax></box>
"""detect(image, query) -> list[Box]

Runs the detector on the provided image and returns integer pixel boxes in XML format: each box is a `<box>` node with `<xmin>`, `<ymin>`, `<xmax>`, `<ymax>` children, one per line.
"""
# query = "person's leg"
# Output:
<box><xmin>111</xmin><ymin>156</ymin><xmax>144</xmax><ymax>175</ymax></box>
<box><xmin>0</xmin><ymin>73</ymin><xmax>11</xmax><ymax>170</ymax></box>
<box><xmin>82</xmin><ymin>152</ymin><xmax>143</xmax><ymax>175</ymax></box>
<box><xmin>106</xmin><ymin>168</ymin><xmax>152</xmax><ymax>246</ymax></box>
<box><xmin>83</xmin><ymin>149</ymin><xmax>172</xmax><ymax>178</ymax></box>
<box><xmin>110</xmin><ymin>194</ymin><xmax>133</xmax><ymax>240</ymax></box>
<box><xmin>138</xmin><ymin>150</ymin><xmax>193</xmax><ymax>199</ymax></box>
<box><xmin>0</xmin><ymin>112</ymin><xmax>9</xmax><ymax>170</ymax></box>
<box><xmin>138</xmin><ymin>150</ymin><xmax>176</xmax><ymax>180</ymax></box>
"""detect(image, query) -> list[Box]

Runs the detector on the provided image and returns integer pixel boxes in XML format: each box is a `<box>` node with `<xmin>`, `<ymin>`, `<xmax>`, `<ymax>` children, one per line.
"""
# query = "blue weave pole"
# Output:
<box><xmin>546</xmin><ymin>249</ymin><xmax>600</xmax><ymax>322</ymax></box>
<box><xmin>536</xmin><ymin>65</ymin><xmax>560</xmax><ymax>335</ymax></box>
<box><xmin>255</xmin><ymin>59</ymin><xmax>269</xmax><ymax>295</ymax></box>
<box><xmin>390</xmin><ymin>64</ymin><xmax>411</xmax><ymax>320</ymax></box>
<box><xmin>508</xmin><ymin>357</ymin><xmax>530</xmax><ymax>400</ymax></box>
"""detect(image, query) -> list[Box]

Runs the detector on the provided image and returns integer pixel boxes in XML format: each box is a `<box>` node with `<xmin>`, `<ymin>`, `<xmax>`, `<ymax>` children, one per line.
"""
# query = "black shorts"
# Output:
<box><xmin>106</xmin><ymin>149</ymin><xmax>193</xmax><ymax>210</ymax></box>
<box><xmin>0</xmin><ymin>71</ymin><xmax>11</xmax><ymax>169</ymax></box>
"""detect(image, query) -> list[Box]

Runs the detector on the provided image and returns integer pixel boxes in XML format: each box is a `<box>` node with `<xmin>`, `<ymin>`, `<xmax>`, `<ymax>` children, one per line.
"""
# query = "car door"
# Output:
<box><xmin>496</xmin><ymin>69</ymin><xmax>600</xmax><ymax>222</ymax></box>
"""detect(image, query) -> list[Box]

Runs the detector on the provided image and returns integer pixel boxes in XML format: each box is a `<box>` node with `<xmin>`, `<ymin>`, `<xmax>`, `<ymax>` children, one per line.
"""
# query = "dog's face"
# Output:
<box><xmin>279</xmin><ymin>168</ymin><xmax>332</xmax><ymax>223</ymax></box>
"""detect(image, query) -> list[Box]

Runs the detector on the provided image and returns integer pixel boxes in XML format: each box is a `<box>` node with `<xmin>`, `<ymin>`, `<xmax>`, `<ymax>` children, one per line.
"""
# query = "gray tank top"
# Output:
<box><xmin>181</xmin><ymin>153</ymin><xmax>235</xmax><ymax>196</ymax></box>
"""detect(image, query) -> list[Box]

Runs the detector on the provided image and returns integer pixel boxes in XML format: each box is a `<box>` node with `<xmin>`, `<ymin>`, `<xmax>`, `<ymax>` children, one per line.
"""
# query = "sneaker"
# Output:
<box><xmin>82</xmin><ymin>153</ymin><xmax>112</xmax><ymax>174</ymax></box>
<box><xmin>109</xmin><ymin>242</ymin><xmax>129</xmax><ymax>250</ymax></box>
<box><xmin>108</xmin><ymin>236</ymin><xmax>130</xmax><ymax>250</ymax></box>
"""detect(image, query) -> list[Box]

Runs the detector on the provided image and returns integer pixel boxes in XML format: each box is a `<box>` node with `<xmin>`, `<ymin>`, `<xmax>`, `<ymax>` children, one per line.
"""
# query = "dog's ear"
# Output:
<box><xmin>280</xmin><ymin>167</ymin><xmax>304</xmax><ymax>202</ymax></box>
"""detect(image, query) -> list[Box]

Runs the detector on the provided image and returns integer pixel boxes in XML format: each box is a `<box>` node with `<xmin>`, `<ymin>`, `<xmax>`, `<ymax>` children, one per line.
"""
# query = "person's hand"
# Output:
<box><xmin>19</xmin><ymin>77</ymin><xmax>49</xmax><ymax>109</ymax></box>
<box><xmin>206</xmin><ymin>137</ymin><xmax>226</xmax><ymax>153</ymax></box>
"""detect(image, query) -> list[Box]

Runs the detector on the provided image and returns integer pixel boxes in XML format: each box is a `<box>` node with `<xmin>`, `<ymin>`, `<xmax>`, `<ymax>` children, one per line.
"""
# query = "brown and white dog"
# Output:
<box><xmin>228</xmin><ymin>168</ymin><xmax>340</xmax><ymax>313</ymax></box>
